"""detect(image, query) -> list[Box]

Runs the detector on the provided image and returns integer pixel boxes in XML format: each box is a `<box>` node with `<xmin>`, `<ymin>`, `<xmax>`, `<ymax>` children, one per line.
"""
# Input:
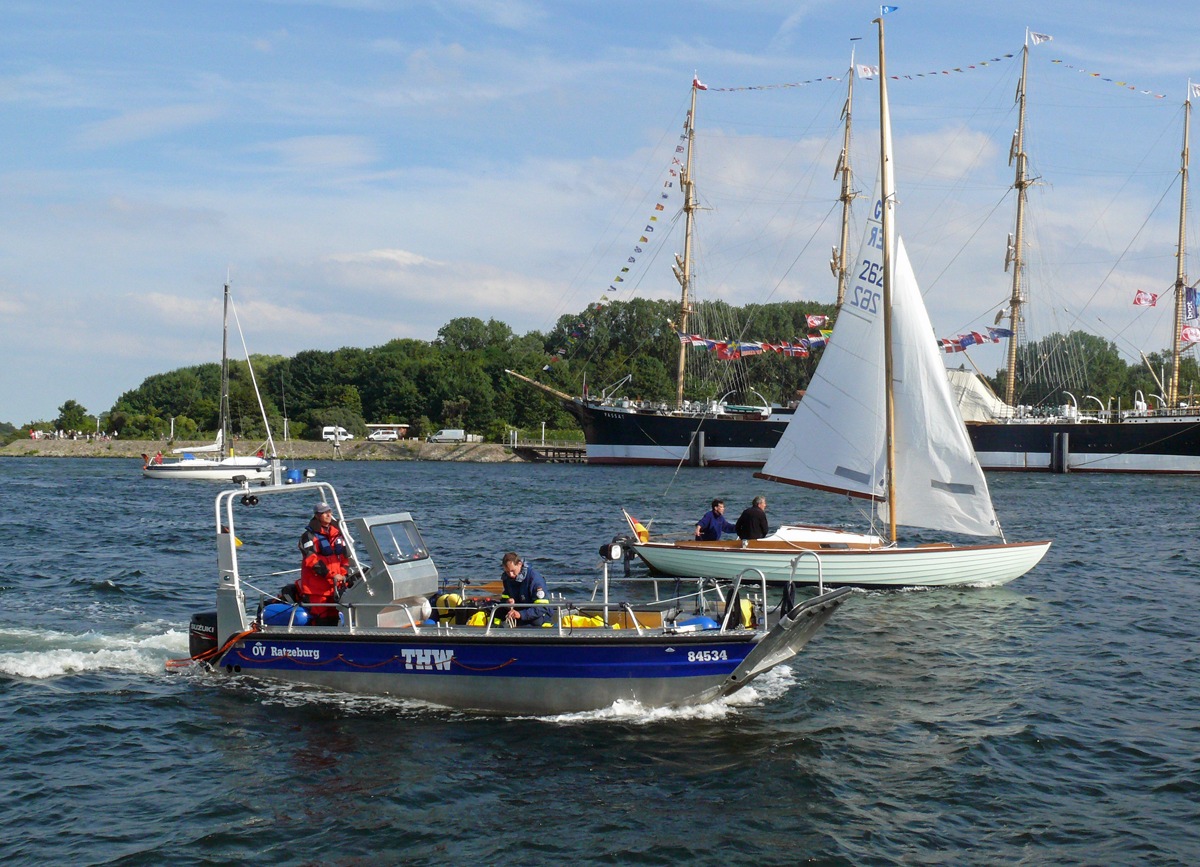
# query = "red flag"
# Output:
<box><xmin>1133</xmin><ymin>289</ymin><xmax>1158</xmax><ymax>307</ymax></box>
<box><xmin>693</xmin><ymin>77</ymin><xmax>708</xmax><ymax>91</ymax></box>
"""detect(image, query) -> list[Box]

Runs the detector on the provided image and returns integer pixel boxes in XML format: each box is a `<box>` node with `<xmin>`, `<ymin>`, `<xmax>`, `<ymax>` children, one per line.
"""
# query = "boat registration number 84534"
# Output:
<box><xmin>687</xmin><ymin>649</ymin><xmax>729</xmax><ymax>662</ymax></box>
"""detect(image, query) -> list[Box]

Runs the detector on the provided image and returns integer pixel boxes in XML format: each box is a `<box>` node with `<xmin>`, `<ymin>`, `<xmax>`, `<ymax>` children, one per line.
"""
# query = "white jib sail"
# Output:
<box><xmin>759</xmin><ymin>183</ymin><xmax>1001</xmax><ymax>538</ymax></box>
<box><xmin>882</xmin><ymin>236</ymin><xmax>1001</xmax><ymax>538</ymax></box>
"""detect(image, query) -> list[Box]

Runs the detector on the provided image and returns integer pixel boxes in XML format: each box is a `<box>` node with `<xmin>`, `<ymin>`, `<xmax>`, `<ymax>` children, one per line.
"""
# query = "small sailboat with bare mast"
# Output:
<box><xmin>143</xmin><ymin>282</ymin><xmax>278</xmax><ymax>482</ymax></box>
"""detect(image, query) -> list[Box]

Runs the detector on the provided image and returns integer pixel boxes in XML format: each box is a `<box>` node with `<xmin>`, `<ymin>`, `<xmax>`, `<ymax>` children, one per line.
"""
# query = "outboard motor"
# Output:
<box><xmin>611</xmin><ymin>534</ymin><xmax>638</xmax><ymax>577</ymax></box>
<box><xmin>189</xmin><ymin>611</ymin><xmax>219</xmax><ymax>659</ymax></box>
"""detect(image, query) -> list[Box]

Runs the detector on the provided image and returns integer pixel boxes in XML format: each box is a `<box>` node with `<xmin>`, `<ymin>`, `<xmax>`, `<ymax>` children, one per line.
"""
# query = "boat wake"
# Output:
<box><xmin>0</xmin><ymin>623</ymin><xmax>188</xmax><ymax>679</ymax></box>
<box><xmin>535</xmin><ymin>666</ymin><xmax>801</xmax><ymax>725</ymax></box>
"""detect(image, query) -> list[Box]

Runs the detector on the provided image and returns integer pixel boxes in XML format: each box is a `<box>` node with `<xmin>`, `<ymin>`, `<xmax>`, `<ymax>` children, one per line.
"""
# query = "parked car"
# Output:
<box><xmin>367</xmin><ymin>429</ymin><xmax>399</xmax><ymax>442</ymax></box>
<box><xmin>426</xmin><ymin>429</ymin><xmax>466</xmax><ymax>443</ymax></box>
<box><xmin>321</xmin><ymin>426</ymin><xmax>354</xmax><ymax>442</ymax></box>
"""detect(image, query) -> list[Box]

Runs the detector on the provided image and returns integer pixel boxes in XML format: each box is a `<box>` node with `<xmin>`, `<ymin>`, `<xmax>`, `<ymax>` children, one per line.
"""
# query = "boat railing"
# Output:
<box><xmin>722</xmin><ymin>568</ymin><xmax>768</xmax><ymax>633</ymax></box>
<box><xmin>788</xmin><ymin>550</ymin><xmax>825</xmax><ymax>594</ymax></box>
<box><xmin>257</xmin><ymin>589</ymin><xmax>763</xmax><ymax>636</ymax></box>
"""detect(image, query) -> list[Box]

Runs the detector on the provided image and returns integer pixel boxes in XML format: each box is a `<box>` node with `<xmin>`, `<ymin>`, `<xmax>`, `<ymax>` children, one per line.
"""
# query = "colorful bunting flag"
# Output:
<box><xmin>1050</xmin><ymin>60</ymin><xmax>1166</xmax><ymax>99</ymax></box>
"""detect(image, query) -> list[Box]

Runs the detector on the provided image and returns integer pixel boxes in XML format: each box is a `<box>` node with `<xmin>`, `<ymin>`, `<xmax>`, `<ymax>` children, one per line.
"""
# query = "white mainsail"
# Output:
<box><xmin>759</xmin><ymin>179</ymin><xmax>1001</xmax><ymax>539</ymax></box>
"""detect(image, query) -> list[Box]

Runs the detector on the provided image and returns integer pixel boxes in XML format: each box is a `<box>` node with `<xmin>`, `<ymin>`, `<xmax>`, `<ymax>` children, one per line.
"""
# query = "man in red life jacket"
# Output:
<box><xmin>296</xmin><ymin>502</ymin><xmax>349</xmax><ymax>625</ymax></box>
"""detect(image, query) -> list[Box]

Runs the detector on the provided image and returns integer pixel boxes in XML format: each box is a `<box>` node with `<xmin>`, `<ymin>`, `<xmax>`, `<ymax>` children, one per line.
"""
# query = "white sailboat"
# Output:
<box><xmin>143</xmin><ymin>282</ymin><xmax>277</xmax><ymax>482</ymax></box>
<box><xmin>631</xmin><ymin>17</ymin><xmax>1051</xmax><ymax>588</ymax></box>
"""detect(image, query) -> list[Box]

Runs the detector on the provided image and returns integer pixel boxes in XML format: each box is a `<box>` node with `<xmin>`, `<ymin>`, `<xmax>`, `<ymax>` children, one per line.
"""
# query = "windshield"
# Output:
<box><xmin>369</xmin><ymin>519</ymin><xmax>429</xmax><ymax>565</ymax></box>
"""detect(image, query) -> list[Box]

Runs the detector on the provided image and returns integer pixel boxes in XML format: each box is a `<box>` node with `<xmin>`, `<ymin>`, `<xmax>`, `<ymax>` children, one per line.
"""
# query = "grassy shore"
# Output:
<box><xmin>0</xmin><ymin>438</ymin><xmax>525</xmax><ymax>463</ymax></box>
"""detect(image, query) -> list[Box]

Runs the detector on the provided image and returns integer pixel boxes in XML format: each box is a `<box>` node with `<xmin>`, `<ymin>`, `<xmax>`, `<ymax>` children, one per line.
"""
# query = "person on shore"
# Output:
<box><xmin>499</xmin><ymin>552</ymin><xmax>552</xmax><ymax>627</ymax></box>
<box><xmin>735</xmin><ymin>496</ymin><xmax>769</xmax><ymax>541</ymax></box>
<box><xmin>695</xmin><ymin>498</ymin><xmax>736</xmax><ymax>541</ymax></box>
<box><xmin>296</xmin><ymin>502</ymin><xmax>349</xmax><ymax>625</ymax></box>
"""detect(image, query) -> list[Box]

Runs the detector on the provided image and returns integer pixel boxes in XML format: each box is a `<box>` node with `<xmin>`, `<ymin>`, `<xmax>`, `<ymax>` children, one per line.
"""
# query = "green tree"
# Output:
<box><xmin>54</xmin><ymin>399</ymin><xmax>89</xmax><ymax>432</ymax></box>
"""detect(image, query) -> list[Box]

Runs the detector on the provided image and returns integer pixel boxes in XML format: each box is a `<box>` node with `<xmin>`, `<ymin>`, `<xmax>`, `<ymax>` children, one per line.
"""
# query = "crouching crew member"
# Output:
<box><xmin>500</xmin><ymin>552</ymin><xmax>553</xmax><ymax>627</ymax></box>
<box><xmin>296</xmin><ymin>502</ymin><xmax>349</xmax><ymax>625</ymax></box>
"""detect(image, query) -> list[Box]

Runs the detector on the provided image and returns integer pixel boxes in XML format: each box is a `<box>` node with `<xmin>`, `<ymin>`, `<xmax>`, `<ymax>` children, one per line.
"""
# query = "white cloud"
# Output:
<box><xmin>76</xmin><ymin>104</ymin><xmax>224</xmax><ymax>148</ymax></box>
<box><xmin>250</xmin><ymin>135</ymin><xmax>381</xmax><ymax>171</ymax></box>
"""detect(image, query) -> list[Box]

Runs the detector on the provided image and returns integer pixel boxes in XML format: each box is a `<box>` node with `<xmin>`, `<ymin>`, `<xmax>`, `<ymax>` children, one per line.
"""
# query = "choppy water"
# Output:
<box><xmin>1</xmin><ymin>457</ymin><xmax>1197</xmax><ymax>865</ymax></box>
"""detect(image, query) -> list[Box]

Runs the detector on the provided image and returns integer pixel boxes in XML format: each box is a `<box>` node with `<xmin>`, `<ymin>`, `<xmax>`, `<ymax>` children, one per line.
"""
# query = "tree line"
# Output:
<box><xmin>7</xmin><ymin>299</ymin><xmax>1195</xmax><ymax>444</ymax></box>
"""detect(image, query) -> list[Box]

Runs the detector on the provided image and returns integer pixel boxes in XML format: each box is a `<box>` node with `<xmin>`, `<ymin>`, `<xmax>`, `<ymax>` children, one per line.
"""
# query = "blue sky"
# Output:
<box><xmin>2</xmin><ymin>1</ymin><xmax>1197</xmax><ymax>425</ymax></box>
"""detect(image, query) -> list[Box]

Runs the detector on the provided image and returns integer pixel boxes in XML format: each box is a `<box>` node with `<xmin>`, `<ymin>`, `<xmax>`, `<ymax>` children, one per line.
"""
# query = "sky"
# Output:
<box><xmin>2</xmin><ymin>0</ymin><xmax>1198</xmax><ymax>425</ymax></box>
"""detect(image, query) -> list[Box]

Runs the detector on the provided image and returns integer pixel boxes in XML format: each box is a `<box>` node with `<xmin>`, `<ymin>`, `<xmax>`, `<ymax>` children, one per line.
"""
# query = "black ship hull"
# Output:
<box><xmin>967</xmin><ymin>415</ymin><xmax>1200</xmax><ymax>473</ymax></box>
<box><xmin>566</xmin><ymin>401</ymin><xmax>792</xmax><ymax>467</ymax></box>
<box><xmin>568</xmin><ymin>400</ymin><xmax>1200</xmax><ymax>472</ymax></box>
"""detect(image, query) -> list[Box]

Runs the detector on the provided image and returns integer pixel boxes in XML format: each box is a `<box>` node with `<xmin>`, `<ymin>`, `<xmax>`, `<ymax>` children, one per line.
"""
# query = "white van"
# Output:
<box><xmin>322</xmin><ymin>426</ymin><xmax>354</xmax><ymax>442</ymax></box>
<box><xmin>426</xmin><ymin>429</ymin><xmax>466</xmax><ymax>443</ymax></box>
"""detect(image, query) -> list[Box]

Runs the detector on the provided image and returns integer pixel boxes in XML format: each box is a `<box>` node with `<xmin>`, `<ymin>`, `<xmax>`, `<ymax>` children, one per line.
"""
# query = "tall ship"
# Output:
<box><xmin>954</xmin><ymin>38</ymin><xmax>1200</xmax><ymax>473</ymax></box>
<box><xmin>511</xmin><ymin>66</ymin><xmax>865</xmax><ymax>467</ymax></box>
<box><xmin>518</xmin><ymin>46</ymin><xmax>1200</xmax><ymax>472</ymax></box>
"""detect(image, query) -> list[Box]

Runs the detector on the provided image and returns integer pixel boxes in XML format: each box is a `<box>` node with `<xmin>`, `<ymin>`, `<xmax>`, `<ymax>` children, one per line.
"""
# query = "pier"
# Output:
<box><xmin>510</xmin><ymin>440</ymin><xmax>587</xmax><ymax>463</ymax></box>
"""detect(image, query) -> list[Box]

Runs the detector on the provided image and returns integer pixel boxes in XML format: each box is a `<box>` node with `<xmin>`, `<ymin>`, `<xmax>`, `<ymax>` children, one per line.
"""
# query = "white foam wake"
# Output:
<box><xmin>0</xmin><ymin>623</ymin><xmax>189</xmax><ymax>678</ymax></box>
<box><xmin>537</xmin><ymin>665</ymin><xmax>801</xmax><ymax>724</ymax></box>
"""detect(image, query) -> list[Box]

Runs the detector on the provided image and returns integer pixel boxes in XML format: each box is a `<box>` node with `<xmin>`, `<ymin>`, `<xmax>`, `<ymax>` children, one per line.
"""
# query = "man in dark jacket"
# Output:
<box><xmin>500</xmin><ymin>552</ymin><xmax>553</xmax><ymax>627</ymax></box>
<box><xmin>695</xmin><ymin>498</ymin><xmax>737</xmax><ymax>540</ymax></box>
<box><xmin>735</xmin><ymin>496</ymin><xmax>769</xmax><ymax>540</ymax></box>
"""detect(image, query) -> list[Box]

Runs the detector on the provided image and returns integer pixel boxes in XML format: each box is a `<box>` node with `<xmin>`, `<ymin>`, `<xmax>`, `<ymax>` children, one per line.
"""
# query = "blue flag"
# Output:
<box><xmin>881</xmin><ymin>5</ymin><xmax>899</xmax><ymax>13</ymax></box>
<box><xmin>1186</xmin><ymin>286</ymin><xmax>1197</xmax><ymax>321</ymax></box>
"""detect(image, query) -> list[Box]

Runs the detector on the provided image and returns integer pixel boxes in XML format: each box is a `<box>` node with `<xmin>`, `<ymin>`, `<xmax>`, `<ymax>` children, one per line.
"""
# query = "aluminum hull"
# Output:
<box><xmin>632</xmin><ymin>538</ymin><xmax>1051</xmax><ymax>588</ymax></box>
<box><xmin>210</xmin><ymin>589</ymin><xmax>851</xmax><ymax>714</ymax></box>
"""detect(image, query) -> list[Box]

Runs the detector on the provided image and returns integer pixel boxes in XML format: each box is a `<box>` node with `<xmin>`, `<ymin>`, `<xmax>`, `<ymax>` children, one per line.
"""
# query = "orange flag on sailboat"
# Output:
<box><xmin>623</xmin><ymin>509</ymin><xmax>650</xmax><ymax>542</ymax></box>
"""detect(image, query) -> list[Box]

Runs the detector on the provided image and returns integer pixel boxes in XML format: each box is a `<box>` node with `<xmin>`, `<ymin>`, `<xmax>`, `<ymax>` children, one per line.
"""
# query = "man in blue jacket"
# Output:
<box><xmin>500</xmin><ymin>552</ymin><xmax>553</xmax><ymax>627</ymax></box>
<box><xmin>695</xmin><ymin>498</ymin><xmax>737</xmax><ymax>541</ymax></box>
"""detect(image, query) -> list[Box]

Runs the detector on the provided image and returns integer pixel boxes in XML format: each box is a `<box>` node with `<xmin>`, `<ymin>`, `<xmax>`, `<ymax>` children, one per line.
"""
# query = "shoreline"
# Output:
<box><xmin>0</xmin><ymin>438</ymin><xmax>527</xmax><ymax>463</ymax></box>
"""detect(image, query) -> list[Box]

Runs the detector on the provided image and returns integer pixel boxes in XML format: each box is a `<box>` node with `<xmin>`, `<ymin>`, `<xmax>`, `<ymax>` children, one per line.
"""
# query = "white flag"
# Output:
<box><xmin>1190</xmin><ymin>82</ymin><xmax>1200</xmax><ymax>100</ymax></box>
<box><xmin>1029</xmin><ymin>32</ymin><xmax>1053</xmax><ymax>45</ymax></box>
<box><xmin>857</xmin><ymin>64</ymin><xmax>879</xmax><ymax>80</ymax></box>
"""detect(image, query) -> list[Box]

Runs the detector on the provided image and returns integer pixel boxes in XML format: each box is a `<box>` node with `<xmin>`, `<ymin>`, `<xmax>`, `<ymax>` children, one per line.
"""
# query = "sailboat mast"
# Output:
<box><xmin>674</xmin><ymin>82</ymin><xmax>700</xmax><ymax>410</ymax></box>
<box><xmin>220</xmin><ymin>282</ymin><xmax>232</xmax><ymax>457</ymax></box>
<box><xmin>1003</xmin><ymin>38</ymin><xmax>1033</xmax><ymax>407</ymax></box>
<box><xmin>833</xmin><ymin>44</ymin><xmax>859</xmax><ymax>308</ymax></box>
<box><xmin>875</xmin><ymin>16</ymin><xmax>897</xmax><ymax>543</ymax></box>
<box><xmin>1169</xmin><ymin>90</ymin><xmax>1191</xmax><ymax>408</ymax></box>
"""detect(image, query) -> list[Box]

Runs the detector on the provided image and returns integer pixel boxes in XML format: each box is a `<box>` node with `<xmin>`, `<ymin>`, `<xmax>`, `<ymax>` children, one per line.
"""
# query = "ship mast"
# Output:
<box><xmin>1168</xmin><ymin>87</ymin><xmax>1191</xmax><ymax>408</ymax></box>
<box><xmin>674</xmin><ymin>81</ymin><xmax>700</xmax><ymax>410</ymax></box>
<box><xmin>220</xmin><ymin>281</ymin><xmax>232</xmax><ymax>457</ymax></box>
<box><xmin>875</xmin><ymin>16</ymin><xmax>898</xmax><ymax>543</ymax></box>
<box><xmin>1003</xmin><ymin>35</ymin><xmax>1034</xmax><ymax>408</ymax></box>
<box><xmin>832</xmin><ymin>42</ymin><xmax>861</xmax><ymax>308</ymax></box>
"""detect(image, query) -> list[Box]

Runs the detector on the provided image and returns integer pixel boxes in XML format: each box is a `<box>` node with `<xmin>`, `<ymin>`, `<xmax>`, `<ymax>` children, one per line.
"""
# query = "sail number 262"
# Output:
<box><xmin>852</xmin><ymin>258</ymin><xmax>882</xmax><ymax>315</ymax></box>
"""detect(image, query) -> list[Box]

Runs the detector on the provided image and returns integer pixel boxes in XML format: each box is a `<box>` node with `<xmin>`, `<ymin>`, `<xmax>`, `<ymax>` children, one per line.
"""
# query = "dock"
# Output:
<box><xmin>510</xmin><ymin>440</ymin><xmax>587</xmax><ymax>463</ymax></box>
